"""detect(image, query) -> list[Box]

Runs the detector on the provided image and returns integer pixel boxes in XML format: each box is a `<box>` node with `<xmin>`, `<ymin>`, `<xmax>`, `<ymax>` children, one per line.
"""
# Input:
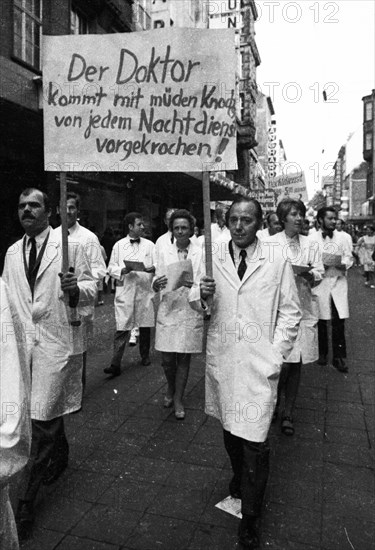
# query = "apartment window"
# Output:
<box><xmin>13</xmin><ymin>0</ymin><xmax>42</xmax><ymax>71</ymax></box>
<box><xmin>134</xmin><ymin>0</ymin><xmax>151</xmax><ymax>30</ymax></box>
<box><xmin>365</xmin><ymin>131</ymin><xmax>373</xmax><ymax>151</ymax></box>
<box><xmin>154</xmin><ymin>19</ymin><xmax>165</xmax><ymax>28</ymax></box>
<box><xmin>239</xmin><ymin>92</ymin><xmax>245</xmax><ymax>120</ymax></box>
<box><xmin>70</xmin><ymin>8</ymin><xmax>89</xmax><ymax>34</ymax></box>
<box><xmin>365</xmin><ymin>101</ymin><xmax>373</xmax><ymax>122</ymax></box>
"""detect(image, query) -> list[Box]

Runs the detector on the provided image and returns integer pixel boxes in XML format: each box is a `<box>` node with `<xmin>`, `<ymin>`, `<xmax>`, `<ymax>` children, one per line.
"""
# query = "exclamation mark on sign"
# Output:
<box><xmin>215</xmin><ymin>138</ymin><xmax>229</xmax><ymax>163</ymax></box>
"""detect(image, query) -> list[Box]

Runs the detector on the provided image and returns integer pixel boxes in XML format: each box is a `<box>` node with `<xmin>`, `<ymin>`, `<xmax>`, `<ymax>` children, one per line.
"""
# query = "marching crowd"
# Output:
<box><xmin>1</xmin><ymin>187</ymin><xmax>374</xmax><ymax>550</ymax></box>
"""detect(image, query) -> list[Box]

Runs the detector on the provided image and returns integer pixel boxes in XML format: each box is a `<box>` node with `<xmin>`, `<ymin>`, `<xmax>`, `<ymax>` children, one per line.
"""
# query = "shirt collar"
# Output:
<box><xmin>232</xmin><ymin>239</ymin><xmax>257</xmax><ymax>259</ymax></box>
<box><xmin>27</xmin><ymin>226</ymin><xmax>50</xmax><ymax>247</ymax></box>
<box><xmin>68</xmin><ymin>221</ymin><xmax>79</xmax><ymax>236</ymax></box>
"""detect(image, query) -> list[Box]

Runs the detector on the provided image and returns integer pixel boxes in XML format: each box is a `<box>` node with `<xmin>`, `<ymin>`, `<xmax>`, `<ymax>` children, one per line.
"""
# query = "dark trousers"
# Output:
<box><xmin>111</xmin><ymin>328</ymin><xmax>150</xmax><ymax>367</ymax></box>
<box><xmin>223</xmin><ymin>430</ymin><xmax>270</xmax><ymax>517</ymax></box>
<box><xmin>318</xmin><ymin>299</ymin><xmax>346</xmax><ymax>359</ymax></box>
<box><xmin>18</xmin><ymin>417</ymin><xmax>68</xmax><ymax>503</ymax></box>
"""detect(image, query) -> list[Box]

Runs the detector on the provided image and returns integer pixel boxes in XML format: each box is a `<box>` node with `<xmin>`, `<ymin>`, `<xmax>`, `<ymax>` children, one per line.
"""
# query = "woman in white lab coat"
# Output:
<box><xmin>153</xmin><ymin>209</ymin><xmax>205</xmax><ymax>420</ymax></box>
<box><xmin>272</xmin><ymin>199</ymin><xmax>324</xmax><ymax>435</ymax></box>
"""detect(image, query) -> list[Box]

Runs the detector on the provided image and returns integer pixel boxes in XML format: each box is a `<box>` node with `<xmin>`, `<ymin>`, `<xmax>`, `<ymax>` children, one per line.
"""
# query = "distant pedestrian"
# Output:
<box><xmin>211</xmin><ymin>207</ymin><xmax>230</xmax><ymax>242</ymax></box>
<box><xmin>153</xmin><ymin>209</ymin><xmax>206</xmax><ymax>420</ymax></box>
<box><xmin>104</xmin><ymin>212</ymin><xmax>156</xmax><ymax>376</ymax></box>
<box><xmin>357</xmin><ymin>226</ymin><xmax>375</xmax><ymax>287</ymax></box>
<box><xmin>256</xmin><ymin>211</ymin><xmax>282</xmax><ymax>240</ymax></box>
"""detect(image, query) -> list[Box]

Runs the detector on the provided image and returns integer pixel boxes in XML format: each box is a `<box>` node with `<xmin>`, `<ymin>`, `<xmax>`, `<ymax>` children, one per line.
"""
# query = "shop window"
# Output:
<box><xmin>70</xmin><ymin>7</ymin><xmax>89</xmax><ymax>34</ymax></box>
<box><xmin>13</xmin><ymin>0</ymin><xmax>42</xmax><ymax>71</ymax></box>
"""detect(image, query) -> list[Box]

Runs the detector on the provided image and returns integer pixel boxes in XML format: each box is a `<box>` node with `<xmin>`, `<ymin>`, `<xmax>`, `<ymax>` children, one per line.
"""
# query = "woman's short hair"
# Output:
<box><xmin>169</xmin><ymin>209</ymin><xmax>195</xmax><ymax>234</ymax></box>
<box><xmin>276</xmin><ymin>199</ymin><xmax>306</xmax><ymax>228</ymax></box>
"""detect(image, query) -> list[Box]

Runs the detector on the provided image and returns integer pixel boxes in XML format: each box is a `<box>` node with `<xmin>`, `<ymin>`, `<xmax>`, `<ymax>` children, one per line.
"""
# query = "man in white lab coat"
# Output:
<box><xmin>60</xmin><ymin>192</ymin><xmax>107</xmax><ymax>373</ymax></box>
<box><xmin>3</xmin><ymin>188</ymin><xmax>96</xmax><ymax>540</ymax></box>
<box><xmin>0</xmin><ymin>278</ymin><xmax>31</xmax><ymax>550</ymax></box>
<box><xmin>256</xmin><ymin>211</ymin><xmax>282</xmax><ymax>240</ymax></box>
<box><xmin>200</xmin><ymin>197</ymin><xmax>301</xmax><ymax>549</ymax></box>
<box><xmin>308</xmin><ymin>207</ymin><xmax>353</xmax><ymax>373</ymax></box>
<box><xmin>104</xmin><ymin>212</ymin><xmax>156</xmax><ymax>376</ymax></box>
<box><xmin>155</xmin><ymin>207</ymin><xmax>176</xmax><ymax>262</ymax></box>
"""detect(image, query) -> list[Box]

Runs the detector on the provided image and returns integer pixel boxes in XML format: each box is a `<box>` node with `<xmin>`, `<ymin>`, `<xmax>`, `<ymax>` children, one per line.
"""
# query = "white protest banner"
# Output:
<box><xmin>43</xmin><ymin>28</ymin><xmax>238</xmax><ymax>173</ymax></box>
<box><xmin>269</xmin><ymin>171</ymin><xmax>307</xmax><ymax>204</ymax></box>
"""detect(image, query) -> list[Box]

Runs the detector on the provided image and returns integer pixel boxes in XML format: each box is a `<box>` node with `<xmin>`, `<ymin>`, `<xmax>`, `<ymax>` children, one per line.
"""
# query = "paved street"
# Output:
<box><xmin>13</xmin><ymin>268</ymin><xmax>375</xmax><ymax>550</ymax></box>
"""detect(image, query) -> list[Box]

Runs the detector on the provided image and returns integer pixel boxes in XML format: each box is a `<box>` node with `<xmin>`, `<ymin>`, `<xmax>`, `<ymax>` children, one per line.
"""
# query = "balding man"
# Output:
<box><xmin>200</xmin><ymin>197</ymin><xmax>301</xmax><ymax>549</ymax></box>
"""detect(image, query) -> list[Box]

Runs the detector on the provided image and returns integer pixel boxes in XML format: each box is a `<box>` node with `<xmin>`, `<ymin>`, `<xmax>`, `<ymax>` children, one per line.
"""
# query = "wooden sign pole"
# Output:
<box><xmin>59</xmin><ymin>172</ymin><xmax>80</xmax><ymax>326</ymax></box>
<box><xmin>202</xmin><ymin>171</ymin><xmax>213</xmax><ymax>279</ymax></box>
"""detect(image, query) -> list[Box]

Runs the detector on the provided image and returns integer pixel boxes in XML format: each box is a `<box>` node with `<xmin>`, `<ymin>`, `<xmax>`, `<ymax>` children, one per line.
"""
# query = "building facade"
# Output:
<box><xmin>362</xmin><ymin>90</ymin><xmax>375</xmax><ymax>218</ymax></box>
<box><xmin>0</xmin><ymin>0</ymin><xmax>155</xmax><ymax>268</ymax></box>
<box><xmin>208</xmin><ymin>0</ymin><xmax>261</xmax><ymax>187</ymax></box>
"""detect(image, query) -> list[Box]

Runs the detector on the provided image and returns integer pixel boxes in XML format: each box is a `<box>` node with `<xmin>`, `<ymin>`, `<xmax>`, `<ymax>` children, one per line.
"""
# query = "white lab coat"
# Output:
<box><xmin>154</xmin><ymin>241</ymin><xmax>205</xmax><ymax>353</ymax></box>
<box><xmin>265</xmin><ymin>232</ymin><xmax>324</xmax><ymax>364</ymax></box>
<box><xmin>205</xmin><ymin>239</ymin><xmax>302</xmax><ymax>443</ymax></box>
<box><xmin>0</xmin><ymin>279</ymin><xmax>31</xmax><ymax>550</ymax></box>
<box><xmin>63</xmin><ymin>222</ymin><xmax>107</xmax><ymax>353</ymax></box>
<box><xmin>155</xmin><ymin>231</ymin><xmax>173</xmax><ymax>264</ymax></box>
<box><xmin>3</xmin><ymin>228</ymin><xmax>96</xmax><ymax>420</ymax></box>
<box><xmin>108</xmin><ymin>236</ymin><xmax>155</xmax><ymax>330</ymax></box>
<box><xmin>308</xmin><ymin>230</ymin><xmax>353</xmax><ymax>319</ymax></box>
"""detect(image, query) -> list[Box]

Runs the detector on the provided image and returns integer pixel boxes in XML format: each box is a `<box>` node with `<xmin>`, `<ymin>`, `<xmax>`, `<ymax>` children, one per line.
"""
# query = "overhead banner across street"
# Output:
<box><xmin>43</xmin><ymin>28</ymin><xmax>238</xmax><ymax>173</ymax></box>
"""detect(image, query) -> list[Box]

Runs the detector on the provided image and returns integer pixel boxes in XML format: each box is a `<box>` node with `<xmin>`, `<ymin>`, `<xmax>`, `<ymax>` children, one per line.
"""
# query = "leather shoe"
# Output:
<box><xmin>43</xmin><ymin>457</ymin><xmax>68</xmax><ymax>485</ymax></box>
<box><xmin>141</xmin><ymin>356</ymin><xmax>151</xmax><ymax>366</ymax></box>
<box><xmin>229</xmin><ymin>476</ymin><xmax>241</xmax><ymax>499</ymax></box>
<box><xmin>174</xmin><ymin>405</ymin><xmax>185</xmax><ymax>420</ymax></box>
<box><xmin>16</xmin><ymin>500</ymin><xmax>34</xmax><ymax>542</ymax></box>
<box><xmin>163</xmin><ymin>395</ymin><xmax>173</xmax><ymax>408</ymax></box>
<box><xmin>103</xmin><ymin>364</ymin><xmax>121</xmax><ymax>376</ymax></box>
<box><xmin>238</xmin><ymin>521</ymin><xmax>260</xmax><ymax>549</ymax></box>
<box><xmin>317</xmin><ymin>354</ymin><xmax>327</xmax><ymax>366</ymax></box>
<box><xmin>332</xmin><ymin>357</ymin><xmax>348</xmax><ymax>373</ymax></box>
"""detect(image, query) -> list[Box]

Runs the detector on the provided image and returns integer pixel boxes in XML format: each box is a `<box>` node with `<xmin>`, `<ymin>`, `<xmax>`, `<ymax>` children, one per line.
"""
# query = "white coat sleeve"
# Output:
<box><xmin>70</xmin><ymin>242</ymin><xmax>97</xmax><ymax>311</ymax></box>
<box><xmin>107</xmin><ymin>242</ymin><xmax>123</xmax><ymax>281</ymax></box>
<box><xmin>0</xmin><ymin>279</ymin><xmax>31</xmax><ymax>485</ymax></box>
<box><xmin>341</xmin><ymin>235</ymin><xmax>354</xmax><ymax>270</ymax></box>
<box><xmin>308</xmin><ymin>242</ymin><xmax>324</xmax><ymax>284</ymax></box>
<box><xmin>189</xmin><ymin>250</ymin><xmax>207</xmax><ymax>313</ymax></box>
<box><xmin>85</xmin><ymin>235</ymin><xmax>107</xmax><ymax>281</ymax></box>
<box><xmin>273</xmin><ymin>262</ymin><xmax>302</xmax><ymax>361</ymax></box>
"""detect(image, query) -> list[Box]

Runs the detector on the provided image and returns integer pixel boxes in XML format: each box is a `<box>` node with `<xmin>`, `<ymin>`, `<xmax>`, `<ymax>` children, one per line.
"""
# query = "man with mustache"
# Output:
<box><xmin>3</xmin><ymin>188</ymin><xmax>96</xmax><ymax>541</ymax></box>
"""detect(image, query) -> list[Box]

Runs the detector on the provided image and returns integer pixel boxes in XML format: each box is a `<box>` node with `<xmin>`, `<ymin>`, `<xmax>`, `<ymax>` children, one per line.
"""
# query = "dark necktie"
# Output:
<box><xmin>130</xmin><ymin>238</ymin><xmax>140</xmax><ymax>244</ymax></box>
<box><xmin>322</xmin><ymin>230</ymin><xmax>333</xmax><ymax>240</ymax></box>
<box><xmin>28</xmin><ymin>237</ymin><xmax>37</xmax><ymax>276</ymax></box>
<box><xmin>238</xmin><ymin>249</ymin><xmax>247</xmax><ymax>280</ymax></box>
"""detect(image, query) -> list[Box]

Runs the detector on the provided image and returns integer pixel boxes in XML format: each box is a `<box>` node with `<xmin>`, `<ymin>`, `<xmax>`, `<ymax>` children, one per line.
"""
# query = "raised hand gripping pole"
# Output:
<box><xmin>60</xmin><ymin>172</ymin><xmax>81</xmax><ymax>326</ymax></box>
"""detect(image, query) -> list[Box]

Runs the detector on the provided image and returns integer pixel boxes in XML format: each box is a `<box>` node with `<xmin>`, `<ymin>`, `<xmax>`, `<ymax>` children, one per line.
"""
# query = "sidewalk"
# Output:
<box><xmin>15</xmin><ymin>268</ymin><xmax>374</xmax><ymax>550</ymax></box>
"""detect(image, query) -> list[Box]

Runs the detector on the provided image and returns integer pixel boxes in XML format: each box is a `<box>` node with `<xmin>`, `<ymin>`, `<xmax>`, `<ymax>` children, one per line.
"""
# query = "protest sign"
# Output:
<box><xmin>269</xmin><ymin>171</ymin><xmax>308</xmax><ymax>204</ymax></box>
<box><xmin>43</xmin><ymin>28</ymin><xmax>238</xmax><ymax>173</ymax></box>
